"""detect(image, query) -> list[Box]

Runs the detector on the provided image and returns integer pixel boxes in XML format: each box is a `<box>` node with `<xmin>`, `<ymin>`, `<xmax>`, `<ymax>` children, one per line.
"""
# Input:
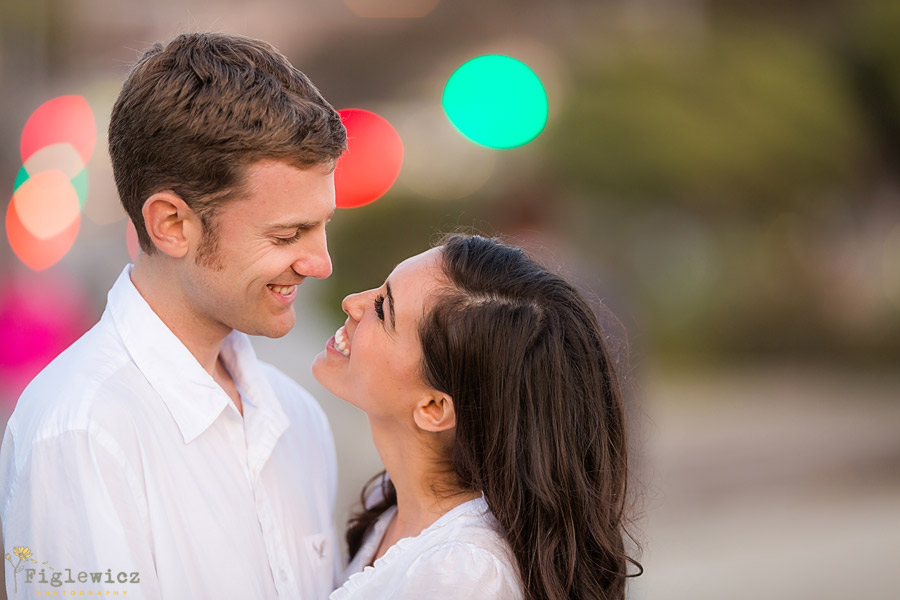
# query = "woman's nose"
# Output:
<box><xmin>341</xmin><ymin>291</ymin><xmax>367</xmax><ymax>321</ymax></box>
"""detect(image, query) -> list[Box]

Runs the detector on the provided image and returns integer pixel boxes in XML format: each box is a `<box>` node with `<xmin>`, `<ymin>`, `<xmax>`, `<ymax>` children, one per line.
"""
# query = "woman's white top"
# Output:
<box><xmin>330</xmin><ymin>497</ymin><xmax>524</xmax><ymax>599</ymax></box>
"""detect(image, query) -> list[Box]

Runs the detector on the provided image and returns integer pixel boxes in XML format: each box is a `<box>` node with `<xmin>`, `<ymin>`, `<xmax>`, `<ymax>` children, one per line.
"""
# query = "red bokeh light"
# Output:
<box><xmin>20</xmin><ymin>95</ymin><xmax>96</xmax><ymax>165</ymax></box>
<box><xmin>334</xmin><ymin>108</ymin><xmax>404</xmax><ymax>208</ymax></box>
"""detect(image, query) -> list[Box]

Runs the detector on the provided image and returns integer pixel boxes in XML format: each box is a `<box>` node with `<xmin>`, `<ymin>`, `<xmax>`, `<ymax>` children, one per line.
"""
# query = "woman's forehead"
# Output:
<box><xmin>391</xmin><ymin>247</ymin><xmax>443</xmax><ymax>281</ymax></box>
<box><xmin>389</xmin><ymin>248</ymin><xmax>446</xmax><ymax>310</ymax></box>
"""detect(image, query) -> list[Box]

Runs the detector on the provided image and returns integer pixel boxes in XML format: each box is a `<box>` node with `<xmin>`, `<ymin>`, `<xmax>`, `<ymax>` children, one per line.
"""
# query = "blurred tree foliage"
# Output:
<box><xmin>549</xmin><ymin>26</ymin><xmax>865</xmax><ymax>208</ymax></box>
<box><xmin>317</xmin><ymin>1</ymin><xmax>900</xmax><ymax>365</ymax></box>
<box><xmin>840</xmin><ymin>0</ymin><xmax>900</xmax><ymax>170</ymax></box>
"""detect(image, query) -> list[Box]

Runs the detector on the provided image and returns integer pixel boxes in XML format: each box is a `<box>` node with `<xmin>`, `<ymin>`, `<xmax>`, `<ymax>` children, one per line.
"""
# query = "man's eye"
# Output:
<box><xmin>274</xmin><ymin>232</ymin><xmax>302</xmax><ymax>244</ymax></box>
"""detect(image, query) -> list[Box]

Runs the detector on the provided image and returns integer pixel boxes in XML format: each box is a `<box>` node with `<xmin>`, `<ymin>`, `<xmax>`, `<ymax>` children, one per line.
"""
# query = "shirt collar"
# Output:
<box><xmin>107</xmin><ymin>265</ymin><xmax>288</xmax><ymax>444</ymax></box>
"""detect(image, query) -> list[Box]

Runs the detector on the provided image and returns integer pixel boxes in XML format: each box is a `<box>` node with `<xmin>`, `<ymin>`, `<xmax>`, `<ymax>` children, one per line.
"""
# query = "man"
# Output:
<box><xmin>0</xmin><ymin>33</ymin><xmax>347</xmax><ymax>598</ymax></box>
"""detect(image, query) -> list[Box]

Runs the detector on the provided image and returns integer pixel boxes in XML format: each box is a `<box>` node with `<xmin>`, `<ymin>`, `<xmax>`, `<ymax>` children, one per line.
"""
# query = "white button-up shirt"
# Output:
<box><xmin>331</xmin><ymin>497</ymin><xmax>523</xmax><ymax>600</ymax></box>
<box><xmin>0</xmin><ymin>265</ymin><xmax>339</xmax><ymax>599</ymax></box>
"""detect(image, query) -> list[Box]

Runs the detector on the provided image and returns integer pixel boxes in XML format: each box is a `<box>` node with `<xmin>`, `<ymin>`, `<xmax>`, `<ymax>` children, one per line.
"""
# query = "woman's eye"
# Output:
<box><xmin>374</xmin><ymin>295</ymin><xmax>385</xmax><ymax>321</ymax></box>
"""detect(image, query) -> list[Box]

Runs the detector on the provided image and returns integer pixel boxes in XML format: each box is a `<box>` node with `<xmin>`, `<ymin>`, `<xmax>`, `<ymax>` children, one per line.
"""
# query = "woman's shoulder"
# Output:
<box><xmin>399</xmin><ymin>498</ymin><xmax>522</xmax><ymax>594</ymax></box>
<box><xmin>424</xmin><ymin>497</ymin><xmax>511</xmax><ymax>552</ymax></box>
<box><xmin>398</xmin><ymin>535</ymin><xmax>523</xmax><ymax>599</ymax></box>
<box><xmin>408</xmin><ymin>536</ymin><xmax>518</xmax><ymax>577</ymax></box>
<box><xmin>331</xmin><ymin>497</ymin><xmax>523</xmax><ymax>600</ymax></box>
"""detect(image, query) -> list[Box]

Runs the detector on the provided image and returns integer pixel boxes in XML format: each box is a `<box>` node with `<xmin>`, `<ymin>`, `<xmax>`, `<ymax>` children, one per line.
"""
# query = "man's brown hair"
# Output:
<box><xmin>109</xmin><ymin>32</ymin><xmax>347</xmax><ymax>254</ymax></box>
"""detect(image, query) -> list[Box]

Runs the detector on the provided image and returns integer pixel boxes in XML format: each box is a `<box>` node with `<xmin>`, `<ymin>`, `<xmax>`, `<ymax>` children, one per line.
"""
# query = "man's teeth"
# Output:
<box><xmin>334</xmin><ymin>326</ymin><xmax>351</xmax><ymax>357</ymax></box>
<box><xmin>268</xmin><ymin>284</ymin><xmax>296</xmax><ymax>296</ymax></box>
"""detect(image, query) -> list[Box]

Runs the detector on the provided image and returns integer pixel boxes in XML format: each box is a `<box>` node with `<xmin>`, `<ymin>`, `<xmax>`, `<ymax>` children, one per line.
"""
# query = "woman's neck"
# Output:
<box><xmin>369</xmin><ymin>418</ymin><xmax>480</xmax><ymax>543</ymax></box>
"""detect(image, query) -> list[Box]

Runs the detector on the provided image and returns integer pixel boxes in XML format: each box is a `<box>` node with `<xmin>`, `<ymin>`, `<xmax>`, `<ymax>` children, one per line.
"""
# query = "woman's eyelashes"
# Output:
<box><xmin>374</xmin><ymin>294</ymin><xmax>385</xmax><ymax>321</ymax></box>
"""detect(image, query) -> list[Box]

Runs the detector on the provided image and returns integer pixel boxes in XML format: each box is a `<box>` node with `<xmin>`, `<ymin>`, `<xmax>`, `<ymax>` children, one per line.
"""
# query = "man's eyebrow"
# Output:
<box><xmin>266</xmin><ymin>209</ymin><xmax>335</xmax><ymax>230</ymax></box>
<box><xmin>385</xmin><ymin>281</ymin><xmax>396</xmax><ymax>330</ymax></box>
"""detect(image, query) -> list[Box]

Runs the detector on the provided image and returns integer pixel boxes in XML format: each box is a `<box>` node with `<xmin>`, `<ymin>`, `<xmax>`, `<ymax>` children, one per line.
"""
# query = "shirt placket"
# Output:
<box><xmin>240</xmin><ymin>398</ymin><xmax>298</xmax><ymax>598</ymax></box>
<box><xmin>252</xmin><ymin>483</ymin><xmax>299</xmax><ymax>596</ymax></box>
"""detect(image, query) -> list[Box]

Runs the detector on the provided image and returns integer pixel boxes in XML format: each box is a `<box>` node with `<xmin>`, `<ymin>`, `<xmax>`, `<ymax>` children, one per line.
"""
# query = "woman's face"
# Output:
<box><xmin>312</xmin><ymin>247</ymin><xmax>446</xmax><ymax>421</ymax></box>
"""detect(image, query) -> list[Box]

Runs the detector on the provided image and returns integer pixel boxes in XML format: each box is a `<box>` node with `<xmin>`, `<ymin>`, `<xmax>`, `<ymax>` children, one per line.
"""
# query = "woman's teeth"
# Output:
<box><xmin>334</xmin><ymin>326</ymin><xmax>351</xmax><ymax>357</ymax></box>
<box><xmin>268</xmin><ymin>284</ymin><xmax>296</xmax><ymax>296</ymax></box>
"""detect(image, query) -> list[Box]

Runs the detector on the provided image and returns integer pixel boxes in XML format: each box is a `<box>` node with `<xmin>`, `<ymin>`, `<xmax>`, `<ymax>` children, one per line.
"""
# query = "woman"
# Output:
<box><xmin>313</xmin><ymin>234</ymin><xmax>641</xmax><ymax>600</ymax></box>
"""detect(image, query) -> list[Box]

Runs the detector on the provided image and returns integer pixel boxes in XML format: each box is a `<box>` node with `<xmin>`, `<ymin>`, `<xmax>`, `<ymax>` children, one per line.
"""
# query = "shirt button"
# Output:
<box><xmin>279</xmin><ymin>569</ymin><xmax>288</xmax><ymax>582</ymax></box>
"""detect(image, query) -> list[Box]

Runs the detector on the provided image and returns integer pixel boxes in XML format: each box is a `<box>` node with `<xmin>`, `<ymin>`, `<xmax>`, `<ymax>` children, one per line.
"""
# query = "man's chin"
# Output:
<box><xmin>239</xmin><ymin>315</ymin><xmax>296</xmax><ymax>339</ymax></box>
<box><xmin>260</xmin><ymin>329</ymin><xmax>291</xmax><ymax>339</ymax></box>
<box><xmin>262</xmin><ymin>321</ymin><xmax>295</xmax><ymax>338</ymax></box>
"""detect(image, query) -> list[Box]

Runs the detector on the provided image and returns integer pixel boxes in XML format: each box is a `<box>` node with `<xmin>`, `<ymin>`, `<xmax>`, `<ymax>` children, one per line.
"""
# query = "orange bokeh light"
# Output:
<box><xmin>12</xmin><ymin>170</ymin><xmax>82</xmax><ymax>240</ymax></box>
<box><xmin>6</xmin><ymin>199</ymin><xmax>81</xmax><ymax>272</ymax></box>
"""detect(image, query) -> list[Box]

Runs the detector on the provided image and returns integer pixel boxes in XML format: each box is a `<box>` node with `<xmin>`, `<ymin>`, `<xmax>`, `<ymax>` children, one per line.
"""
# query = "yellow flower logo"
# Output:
<box><xmin>6</xmin><ymin>546</ymin><xmax>35</xmax><ymax>593</ymax></box>
<box><xmin>13</xmin><ymin>546</ymin><xmax>32</xmax><ymax>560</ymax></box>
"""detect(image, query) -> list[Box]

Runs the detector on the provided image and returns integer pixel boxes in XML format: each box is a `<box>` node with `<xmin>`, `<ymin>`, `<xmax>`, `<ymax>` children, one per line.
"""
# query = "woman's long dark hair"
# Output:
<box><xmin>346</xmin><ymin>234</ymin><xmax>641</xmax><ymax>600</ymax></box>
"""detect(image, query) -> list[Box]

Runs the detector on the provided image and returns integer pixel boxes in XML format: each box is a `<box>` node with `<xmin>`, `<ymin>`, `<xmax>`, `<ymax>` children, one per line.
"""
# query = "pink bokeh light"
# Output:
<box><xmin>0</xmin><ymin>272</ymin><xmax>93</xmax><ymax>407</ymax></box>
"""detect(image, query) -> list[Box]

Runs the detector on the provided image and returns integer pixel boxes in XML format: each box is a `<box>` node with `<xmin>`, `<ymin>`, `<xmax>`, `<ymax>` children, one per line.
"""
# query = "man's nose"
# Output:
<box><xmin>294</xmin><ymin>232</ymin><xmax>332</xmax><ymax>279</ymax></box>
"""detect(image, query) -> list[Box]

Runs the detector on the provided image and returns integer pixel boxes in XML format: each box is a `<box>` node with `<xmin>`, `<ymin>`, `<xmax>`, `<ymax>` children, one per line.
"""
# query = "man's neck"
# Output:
<box><xmin>130</xmin><ymin>258</ymin><xmax>230</xmax><ymax>377</ymax></box>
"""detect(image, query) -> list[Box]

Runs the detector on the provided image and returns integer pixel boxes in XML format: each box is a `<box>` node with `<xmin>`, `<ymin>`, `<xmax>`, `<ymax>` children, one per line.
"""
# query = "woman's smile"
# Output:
<box><xmin>333</xmin><ymin>325</ymin><xmax>351</xmax><ymax>357</ymax></box>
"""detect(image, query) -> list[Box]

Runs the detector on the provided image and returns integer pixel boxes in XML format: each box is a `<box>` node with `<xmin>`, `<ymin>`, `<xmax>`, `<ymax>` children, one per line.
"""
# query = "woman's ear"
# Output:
<box><xmin>142</xmin><ymin>192</ymin><xmax>201</xmax><ymax>258</ymax></box>
<box><xmin>413</xmin><ymin>392</ymin><xmax>456</xmax><ymax>433</ymax></box>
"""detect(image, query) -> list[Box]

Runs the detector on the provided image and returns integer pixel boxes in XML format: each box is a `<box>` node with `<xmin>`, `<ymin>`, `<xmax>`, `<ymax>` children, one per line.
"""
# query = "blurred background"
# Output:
<box><xmin>2</xmin><ymin>0</ymin><xmax>899</xmax><ymax>598</ymax></box>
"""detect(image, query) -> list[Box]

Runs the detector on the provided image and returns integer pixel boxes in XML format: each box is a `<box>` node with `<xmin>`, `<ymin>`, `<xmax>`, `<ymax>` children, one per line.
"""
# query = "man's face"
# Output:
<box><xmin>180</xmin><ymin>159</ymin><xmax>335</xmax><ymax>339</ymax></box>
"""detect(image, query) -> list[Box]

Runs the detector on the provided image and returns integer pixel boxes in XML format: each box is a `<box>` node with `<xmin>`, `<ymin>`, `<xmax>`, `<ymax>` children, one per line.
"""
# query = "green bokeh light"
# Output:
<box><xmin>14</xmin><ymin>164</ymin><xmax>89</xmax><ymax>209</ymax></box>
<box><xmin>442</xmin><ymin>55</ymin><xmax>548</xmax><ymax>149</ymax></box>
<box><xmin>14</xmin><ymin>165</ymin><xmax>29</xmax><ymax>192</ymax></box>
<box><xmin>71</xmin><ymin>169</ymin><xmax>88</xmax><ymax>209</ymax></box>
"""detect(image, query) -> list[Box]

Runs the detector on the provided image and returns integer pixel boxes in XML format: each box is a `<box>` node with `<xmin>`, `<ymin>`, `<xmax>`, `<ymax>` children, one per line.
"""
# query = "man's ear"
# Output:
<box><xmin>413</xmin><ymin>392</ymin><xmax>457</xmax><ymax>433</ymax></box>
<box><xmin>141</xmin><ymin>192</ymin><xmax>201</xmax><ymax>258</ymax></box>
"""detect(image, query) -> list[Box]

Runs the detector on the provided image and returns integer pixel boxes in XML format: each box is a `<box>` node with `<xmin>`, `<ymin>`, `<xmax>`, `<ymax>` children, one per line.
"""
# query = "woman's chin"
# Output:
<box><xmin>310</xmin><ymin>355</ymin><xmax>354</xmax><ymax>401</ymax></box>
<box><xmin>311</xmin><ymin>352</ymin><xmax>337</xmax><ymax>390</ymax></box>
